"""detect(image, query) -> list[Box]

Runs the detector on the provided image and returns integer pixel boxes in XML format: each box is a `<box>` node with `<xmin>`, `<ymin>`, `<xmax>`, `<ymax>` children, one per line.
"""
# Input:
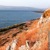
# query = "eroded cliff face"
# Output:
<box><xmin>0</xmin><ymin>9</ymin><xmax>50</xmax><ymax>50</ymax></box>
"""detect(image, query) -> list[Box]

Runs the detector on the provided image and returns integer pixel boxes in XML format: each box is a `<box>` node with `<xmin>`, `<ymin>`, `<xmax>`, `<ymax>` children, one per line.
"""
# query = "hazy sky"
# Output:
<box><xmin>0</xmin><ymin>0</ymin><xmax>50</xmax><ymax>9</ymax></box>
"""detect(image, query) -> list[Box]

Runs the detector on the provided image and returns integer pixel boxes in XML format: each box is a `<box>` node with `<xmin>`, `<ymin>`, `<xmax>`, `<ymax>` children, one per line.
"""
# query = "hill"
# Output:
<box><xmin>0</xmin><ymin>5</ymin><xmax>42</xmax><ymax>11</ymax></box>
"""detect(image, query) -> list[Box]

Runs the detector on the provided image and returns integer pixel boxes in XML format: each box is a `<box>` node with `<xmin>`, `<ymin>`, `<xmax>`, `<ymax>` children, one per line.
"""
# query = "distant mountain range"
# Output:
<box><xmin>0</xmin><ymin>5</ymin><xmax>43</xmax><ymax>10</ymax></box>
<box><xmin>0</xmin><ymin>5</ymin><xmax>44</xmax><ymax>13</ymax></box>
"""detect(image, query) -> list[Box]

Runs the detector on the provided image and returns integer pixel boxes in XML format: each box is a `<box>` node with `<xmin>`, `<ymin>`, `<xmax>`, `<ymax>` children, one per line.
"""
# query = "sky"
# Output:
<box><xmin>0</xmin><ymin>0</ymin><xmax>50</xmax><ymax>9</ymax></box>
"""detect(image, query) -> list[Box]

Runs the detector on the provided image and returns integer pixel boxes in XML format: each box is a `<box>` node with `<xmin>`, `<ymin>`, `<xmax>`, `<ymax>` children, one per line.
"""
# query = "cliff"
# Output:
<box><xmin>0</xmin><ymin>9</ymin><xmax>50</xmax><ymax>50</ymax></box>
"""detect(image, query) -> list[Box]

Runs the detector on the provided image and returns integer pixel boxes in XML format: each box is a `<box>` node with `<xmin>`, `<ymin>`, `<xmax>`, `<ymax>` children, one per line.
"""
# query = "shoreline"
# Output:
<box><xmin>0</xmin><ymin>19</ymin><xmax>37</xmax><ymax>32</ymax></box>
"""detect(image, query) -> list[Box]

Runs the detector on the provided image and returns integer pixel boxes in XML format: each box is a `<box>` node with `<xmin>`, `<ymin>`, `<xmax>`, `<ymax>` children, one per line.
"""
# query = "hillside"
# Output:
<box><xmin>0</xmin><ymin>9</ymin><xmax>50</xmax><ymax>50</ymax></box>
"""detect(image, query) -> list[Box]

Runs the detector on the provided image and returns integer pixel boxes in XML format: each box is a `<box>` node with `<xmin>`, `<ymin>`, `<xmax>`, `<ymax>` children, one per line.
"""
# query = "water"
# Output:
<box><xmin>0</xmin><ymin>10</ymin><xmax>42</xmax><ymax>28</ymax></box>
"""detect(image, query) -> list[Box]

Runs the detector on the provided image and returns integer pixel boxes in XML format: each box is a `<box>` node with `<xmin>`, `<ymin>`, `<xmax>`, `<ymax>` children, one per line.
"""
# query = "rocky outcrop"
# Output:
<box><xmin>0</xmin><ymin>9</ymin><xmax>50</xmax><ymax>50</ymax></box>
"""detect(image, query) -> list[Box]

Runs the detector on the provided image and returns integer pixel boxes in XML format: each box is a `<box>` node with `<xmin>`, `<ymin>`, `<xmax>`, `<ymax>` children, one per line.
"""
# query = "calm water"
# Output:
<box><xmin>0</xmin><ymin>10</ymin><xmax>42</xmax><ymax>28</ymax></box>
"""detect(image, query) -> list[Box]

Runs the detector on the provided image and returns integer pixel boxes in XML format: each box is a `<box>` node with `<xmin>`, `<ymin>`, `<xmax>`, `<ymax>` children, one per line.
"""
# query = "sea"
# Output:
<box><xmin>0</xmin><ymin>10</ymin><xmax>42</xmax><ymax>28</ymax></box>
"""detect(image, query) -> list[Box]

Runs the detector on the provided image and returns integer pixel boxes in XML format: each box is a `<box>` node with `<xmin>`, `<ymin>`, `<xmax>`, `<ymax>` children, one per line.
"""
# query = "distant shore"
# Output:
<box><xmin>33</xmin><ymin>11</ymin><xmax>44</xmax><ymax>13</ymax></box>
